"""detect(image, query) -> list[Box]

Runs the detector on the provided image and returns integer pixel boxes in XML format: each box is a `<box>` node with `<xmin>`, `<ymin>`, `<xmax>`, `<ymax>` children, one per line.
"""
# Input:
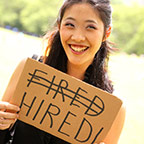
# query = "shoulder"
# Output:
<box><xmin>2</xmin><ymin>58</ymin><xmax>27</xmax><ymax>101</ymax></box>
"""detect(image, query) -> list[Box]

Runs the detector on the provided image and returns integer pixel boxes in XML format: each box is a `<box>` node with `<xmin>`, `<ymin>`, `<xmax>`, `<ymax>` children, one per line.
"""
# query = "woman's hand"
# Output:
<box><xmin>0</xmin><ymin>101</ymin><xmax>20</xmax><ymax>130</ymax></box>
<box><xmin>95</xmin><ymin>142</ymin><xmax>105</xmax><ymax>144</ymax></box>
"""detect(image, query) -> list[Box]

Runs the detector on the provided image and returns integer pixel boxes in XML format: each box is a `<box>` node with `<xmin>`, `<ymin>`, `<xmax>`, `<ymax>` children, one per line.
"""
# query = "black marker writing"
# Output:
<box><xmin>91</xmin><ymin>127</ymin><xmax>104</xmax><ymax>144</ymax></box>
<box><xmin>27</xmin><ymin>69</ymin><xmax>105</xmax><ymax>117</ymax></box>
<box><xmin>40</xmin><ymin>103</ymin><xmax>60</xmax><ymax>128</ymax></box>
<box><xmin>74</xmin><ymin>118</ymin><xmax>92</xmax><ymax>142</ymax></box>
<box><xmin>70</xmin><ymin>87</ymin><xmax>87</xmax><ymax>108</ymax></box>
<box><xmin>58</xmin><ymin>111</ymin><xmax>76</xmax><ymax>137</ymax></box>
<box><xmin>33</xmin><ymin>100</ymin><xmax>44</xmax><ymax>120</ymax></box>
<box><xmin>53</xmin><ymin>79</ymin><xmax>69</xmax><ymax>102</ymax></box>
<box><xmin>19</xmin><ymin>92</ymin><xmax>36</xmax><ymax>116</ymax></box>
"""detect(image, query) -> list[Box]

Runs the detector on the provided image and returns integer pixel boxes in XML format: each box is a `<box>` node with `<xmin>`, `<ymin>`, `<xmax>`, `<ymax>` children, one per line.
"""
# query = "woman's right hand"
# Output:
<box><xmin>0</xmin><ymin>101</ymin><xmax>20</xmax><ymax>130</ymax></box>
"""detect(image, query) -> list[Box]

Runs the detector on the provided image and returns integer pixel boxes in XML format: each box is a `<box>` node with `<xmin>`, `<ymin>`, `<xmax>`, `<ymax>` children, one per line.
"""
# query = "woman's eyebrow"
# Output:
<box><xmin>85</xmin><ymin>19</ymin><xmax>98</xmax><ymax>25</ymax></box>
<box><xmin>64</xmin><ymin>17</ymin><xmax>98</xmax><ymax>25</ymax></box>
<box><xmin>64</xmin><ymin>17</ymin><xmax>75</xmax><ymax>21</ymax></box>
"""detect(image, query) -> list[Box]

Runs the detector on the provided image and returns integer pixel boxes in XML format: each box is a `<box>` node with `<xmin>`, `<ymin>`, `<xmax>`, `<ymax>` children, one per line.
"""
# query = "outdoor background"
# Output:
<box><xmin>0</xmin><ymin>0</ymin><xmax>144</xmax><ymax>143</ymax></box>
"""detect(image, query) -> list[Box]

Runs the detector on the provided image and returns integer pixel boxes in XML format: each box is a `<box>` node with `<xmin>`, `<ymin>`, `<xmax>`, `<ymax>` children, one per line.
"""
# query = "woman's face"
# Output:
<box><xmin>59</xmin><ymin>3</ymin><xmax>105</xmax><ymax>67</ymax></box>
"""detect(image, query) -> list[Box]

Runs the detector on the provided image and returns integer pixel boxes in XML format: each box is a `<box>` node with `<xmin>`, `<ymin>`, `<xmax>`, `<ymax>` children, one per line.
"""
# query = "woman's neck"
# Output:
<box><xmin>67</xmin><ymin>62</ymin><xmax>89</xmax><ymax>80</ymax></box>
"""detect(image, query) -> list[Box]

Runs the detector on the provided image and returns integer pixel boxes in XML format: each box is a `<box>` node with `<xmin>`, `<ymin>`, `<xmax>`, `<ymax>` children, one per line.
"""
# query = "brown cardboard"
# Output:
<box><xmin>3</xmin><ymin>58</ymin><xmax>122</xmax><ymax>144</ymax></box>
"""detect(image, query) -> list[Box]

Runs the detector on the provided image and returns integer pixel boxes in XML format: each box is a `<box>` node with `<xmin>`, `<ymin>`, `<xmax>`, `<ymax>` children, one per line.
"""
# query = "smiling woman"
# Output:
<box><xmin>0</xmin><ymin>0</ymin><xmax>125</xmax><ymax>144</ymax></box>
<box><xmin>59</xmin><ymin>3</ymin><xmax>105</xmax><ymax>79</ymax></box>
<box><xmin>44</xmin><ymin>0</ymin><xmax>113</xmax><ymax>93</ymax></box>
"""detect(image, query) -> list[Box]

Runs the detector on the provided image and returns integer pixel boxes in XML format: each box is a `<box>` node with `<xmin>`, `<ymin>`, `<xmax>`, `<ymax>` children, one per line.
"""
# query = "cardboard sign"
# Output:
<box><xmin>7</xmin><ymin>58</ymin><xmax>122</xmax><ymax>144</ymax></box>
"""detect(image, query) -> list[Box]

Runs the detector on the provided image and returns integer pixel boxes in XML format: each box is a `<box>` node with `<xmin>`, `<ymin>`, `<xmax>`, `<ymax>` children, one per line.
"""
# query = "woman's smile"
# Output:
<box><xmin>68</xmin><ymin>44</ymin><xmax>89</xmax><ymax>54</ymax></box>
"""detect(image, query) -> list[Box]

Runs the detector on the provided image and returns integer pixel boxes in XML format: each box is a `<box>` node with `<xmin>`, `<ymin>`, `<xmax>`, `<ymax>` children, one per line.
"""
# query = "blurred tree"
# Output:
<box><xmin>110</xmin><ymin>5</ymin><xmax>144</xmax><ymax>55</ymax></box>
<box><xmin>124</xmin><ymin>19</ymin><xmax>144</xmax><ymax>55</ymax></box>
<box><xmin>0</xmin><ymin>0</ymin><xmax>62</xmax><ymax>35</ymax></box>
<box><xmin>0</xmin><ymin>0</ymin><xmax>26</xmax><ymax>30</ymax></box>
<box><xmin>0</xmin><ymin>0</ymin><xmax>144</xmax><ymax>55</ymax></box>
<box><xmin>20</xmin><ymin>0</ymin><xmax>62</xmax><ymax>36</ymax></box>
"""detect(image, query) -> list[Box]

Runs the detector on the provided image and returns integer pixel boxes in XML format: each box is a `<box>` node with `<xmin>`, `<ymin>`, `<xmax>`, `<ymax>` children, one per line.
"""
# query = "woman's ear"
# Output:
<box><xmin>103</xmin><ymin>26</ymin><xmax>112</xmax><ymax>41</ymax></box>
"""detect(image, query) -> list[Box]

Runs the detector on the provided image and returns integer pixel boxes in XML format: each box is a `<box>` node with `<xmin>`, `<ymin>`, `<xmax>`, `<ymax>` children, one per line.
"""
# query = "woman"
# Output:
<box><xmin>0</xmin><ymin>0</ymin><xmax>125</xmax><ymax>143</ymax></box>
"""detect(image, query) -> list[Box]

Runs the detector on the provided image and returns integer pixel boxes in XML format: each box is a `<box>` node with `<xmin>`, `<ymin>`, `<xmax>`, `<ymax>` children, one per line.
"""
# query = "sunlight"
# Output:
<box><xmin>123</xmin><ymin>0</ymin><xmax>144</xmax><ymax>5</ymax></box>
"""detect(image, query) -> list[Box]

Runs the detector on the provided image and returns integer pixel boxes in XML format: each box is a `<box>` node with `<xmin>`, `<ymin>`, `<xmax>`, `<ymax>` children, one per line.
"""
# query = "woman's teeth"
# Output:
<box><xmin>70</xmin><ymin>45</ymin><xmax>88</xmax><ymax>52</ymax></box>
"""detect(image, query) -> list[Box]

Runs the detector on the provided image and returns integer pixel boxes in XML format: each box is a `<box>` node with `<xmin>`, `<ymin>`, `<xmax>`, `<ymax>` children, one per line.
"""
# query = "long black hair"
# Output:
<box><xmin>44</xmin><ymin>0</ymin><xmax>114</xmax><ymax>93</ymax></box>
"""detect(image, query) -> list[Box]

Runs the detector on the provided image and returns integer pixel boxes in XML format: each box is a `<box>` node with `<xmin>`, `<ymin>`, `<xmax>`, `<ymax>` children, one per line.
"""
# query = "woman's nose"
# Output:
<box><xmin>71</xmin><ymin>29</ymin><xmax>85</xmax><ymax>42</ymax></box>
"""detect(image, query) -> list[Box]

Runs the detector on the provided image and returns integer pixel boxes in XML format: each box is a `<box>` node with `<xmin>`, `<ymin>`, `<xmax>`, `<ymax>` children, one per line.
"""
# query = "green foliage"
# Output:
<box><xmin>110</xmin><ymin>5</ymin><xmax>144</xmax><ymax>55</ymax></box>
<box><xmin>0</xmin><ymin>0</ymin><xmax>62</xmax><ymax>35</ymax></box>
<box><xmin>20</xmin><ymin>0</ymin><xmax>62</xmax><ymax>35</ymax></box>
<box><xmin>0</xmin><ymin>0</ymin><xmax>26</xmax><ymax>29</ymax></box>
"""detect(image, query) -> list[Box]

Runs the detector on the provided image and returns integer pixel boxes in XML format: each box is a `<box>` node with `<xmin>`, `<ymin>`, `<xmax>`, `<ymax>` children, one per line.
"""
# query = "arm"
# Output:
<box><xmin>95</xmin><ymin>104</ymin><xmax>126</xmax><ymax>144</ymax></box>
<box><xmin>103</xmin><ymin>104</ymin><xmax>126</xmax><ymax>144</ymax></box>
<box><xmin>0</xmin><ymin>58</ymin><xmax>27</xmax><ymax>129</ymax></box>
<box><xmin>1</xmin><ymin>58</ymin><xmax>27</xmax><ymax>102</ymax></box>
<box><xmin>0</xmin><ymin>59</ymin><xmax>27</xmax><ymax>143</ymax></box>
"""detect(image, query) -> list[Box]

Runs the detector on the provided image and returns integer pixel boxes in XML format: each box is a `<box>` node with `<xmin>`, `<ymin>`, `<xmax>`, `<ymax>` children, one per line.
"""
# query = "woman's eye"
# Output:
<box><xmin>87</xmin><ymin>25</ymin><xmax>96</xmax><ymax>30</ymax></box>
<box><xmin>65</xmin><ymin>23</ymin><xmax>74</xmax><ymax>27</ymax></box>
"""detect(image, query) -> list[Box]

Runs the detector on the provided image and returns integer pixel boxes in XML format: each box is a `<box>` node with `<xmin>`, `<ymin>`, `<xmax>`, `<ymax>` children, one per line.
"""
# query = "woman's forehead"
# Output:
<box><xmin>62</xmin><ymin>3</ymin><xmax>102</xmax><ymax>24</ymax></box>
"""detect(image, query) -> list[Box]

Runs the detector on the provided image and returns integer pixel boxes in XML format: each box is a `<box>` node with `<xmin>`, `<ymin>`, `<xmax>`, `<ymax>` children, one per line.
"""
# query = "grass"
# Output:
<box><xmin>0</xmin><ymin>27</ymin><xmax>144</xmax><ymax>143</ymax></box>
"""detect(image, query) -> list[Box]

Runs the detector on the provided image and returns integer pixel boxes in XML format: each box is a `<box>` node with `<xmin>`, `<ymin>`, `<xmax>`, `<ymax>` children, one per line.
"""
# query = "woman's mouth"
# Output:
<box><xmin>69</xmin><ymin>44</ymin><xmax>89</xmax><ymax>53</ymax></box>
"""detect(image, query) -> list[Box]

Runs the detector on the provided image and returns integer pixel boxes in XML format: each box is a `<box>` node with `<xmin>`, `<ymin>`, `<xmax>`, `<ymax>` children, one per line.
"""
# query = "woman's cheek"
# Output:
<box><xmin>60</xmin><ymin>29</ymin><xmax>72</xmax><ymax>43</ymax></box>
